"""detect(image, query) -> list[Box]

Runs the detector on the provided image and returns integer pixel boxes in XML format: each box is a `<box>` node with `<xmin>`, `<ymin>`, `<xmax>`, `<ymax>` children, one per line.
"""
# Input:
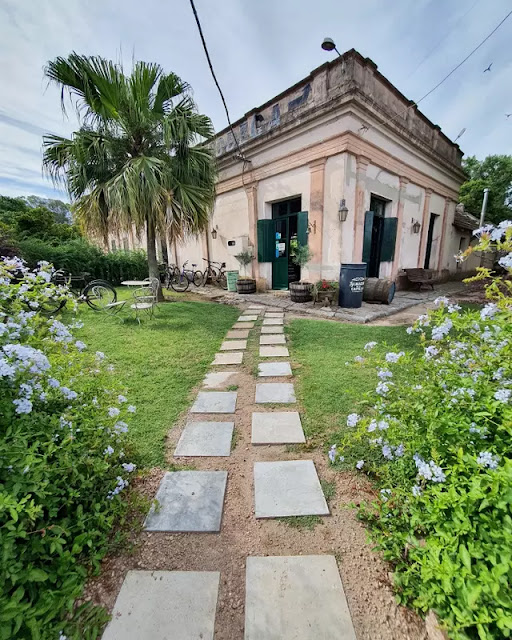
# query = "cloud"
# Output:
<box><xmin>0</xmin><ymin>0</ymin><xmax>511</xmax><ymax>200</ymax></box>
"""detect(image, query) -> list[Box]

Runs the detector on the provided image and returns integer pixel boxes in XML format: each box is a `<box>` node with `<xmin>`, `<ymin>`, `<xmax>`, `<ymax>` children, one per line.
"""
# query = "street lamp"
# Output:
<box><xmin>321</xmin><ymin>37</ymin><xmax>342</xmax><ymax>57</ymax></box>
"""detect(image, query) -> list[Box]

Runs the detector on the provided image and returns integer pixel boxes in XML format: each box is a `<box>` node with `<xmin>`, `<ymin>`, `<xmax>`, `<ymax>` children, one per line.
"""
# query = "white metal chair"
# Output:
<box><xmin>130</xmin><ymin>277</ymin><xmax>159</xmax><ymax>322</ymax></box>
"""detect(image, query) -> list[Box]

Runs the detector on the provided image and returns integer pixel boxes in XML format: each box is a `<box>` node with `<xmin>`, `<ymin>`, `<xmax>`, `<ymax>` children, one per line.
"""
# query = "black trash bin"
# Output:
<box><xmin>338</xmin><ymin>263</ymin><xmax>367</xmax><ymax>308</ymax></box>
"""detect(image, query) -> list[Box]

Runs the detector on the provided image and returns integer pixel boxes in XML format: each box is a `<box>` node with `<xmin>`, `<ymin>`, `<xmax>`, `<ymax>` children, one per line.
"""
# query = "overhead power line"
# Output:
<box><xmin>188</xmin><ymin>0</ymin><xmax>245</xmax><ymax>159</ymax></box>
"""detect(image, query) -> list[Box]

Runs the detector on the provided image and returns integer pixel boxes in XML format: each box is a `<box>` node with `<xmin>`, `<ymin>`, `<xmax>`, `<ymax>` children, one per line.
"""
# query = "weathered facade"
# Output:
<box><xmin>111</xmin><ymin>49</ymin><xmax>480</xmax><ymax>286</ymax></box>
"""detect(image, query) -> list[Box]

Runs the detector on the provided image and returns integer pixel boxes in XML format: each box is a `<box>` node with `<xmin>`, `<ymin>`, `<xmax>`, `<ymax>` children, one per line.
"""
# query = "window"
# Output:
<box><xmin>271</xmin><ymin>196</ymin><xmax>302</xmax><ymax>219</ymax></box>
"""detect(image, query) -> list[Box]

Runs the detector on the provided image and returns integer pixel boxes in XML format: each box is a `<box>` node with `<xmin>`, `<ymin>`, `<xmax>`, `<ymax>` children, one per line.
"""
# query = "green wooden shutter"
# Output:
<box><xmin>380</xmin><ymin>217</ymin><xmax>398</xmax><ymax>262</ymax></box>
<box><xmin>362</xmin><ymin>211</ymin><xmax>374</xmax><ymax>266</ymax></box>
<box><xmin>297</xmin><ymin>211</ymin><xmax>308</xmax><ymax>247</ymax></box>
<box><xmin>257</xmin><ymin>219</ymin><xmax>274</xmax><ymax>262</ymax></box>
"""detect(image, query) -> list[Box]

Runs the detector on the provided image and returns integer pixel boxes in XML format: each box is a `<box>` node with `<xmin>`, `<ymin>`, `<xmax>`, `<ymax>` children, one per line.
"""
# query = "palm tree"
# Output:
<box><xmin>43</xmin><ymin>53</ymin><xmax>216</xmax><ymax>294</ymax></box>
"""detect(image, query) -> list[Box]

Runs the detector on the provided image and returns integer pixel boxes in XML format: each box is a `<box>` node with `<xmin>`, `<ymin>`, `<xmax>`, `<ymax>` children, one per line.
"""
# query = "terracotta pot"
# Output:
<box><xmin>289</xmin><ymin>281</ymin><xmax>312</xmax><ymax>303</ymax></box>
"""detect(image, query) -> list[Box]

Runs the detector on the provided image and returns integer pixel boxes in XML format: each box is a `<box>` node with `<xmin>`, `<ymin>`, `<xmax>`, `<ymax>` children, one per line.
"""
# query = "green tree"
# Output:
<box><xmin>0</xmin><ymin>195</ymin><xmax>28</xmax><ymax>227</ymax></box>
<box><xmin>459</xmin><ymin>154</ymin><xmax>512</xmax><ymax>224</ymax></box>
<box><xmin>42</xmin><ymin>53</ymin><xmax>216</xmax><ymax>294</ymax></box>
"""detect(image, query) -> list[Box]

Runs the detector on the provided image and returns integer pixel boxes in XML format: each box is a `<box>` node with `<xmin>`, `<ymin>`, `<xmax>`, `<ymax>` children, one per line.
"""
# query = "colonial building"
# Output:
<box><xmin>111</xmin><ymin>49</ymin><xmax>480</xmax><ymax>287</ymax></box>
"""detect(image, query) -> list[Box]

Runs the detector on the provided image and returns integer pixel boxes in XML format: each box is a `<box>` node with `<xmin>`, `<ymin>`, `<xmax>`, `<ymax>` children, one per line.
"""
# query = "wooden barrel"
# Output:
<box><xmin>290</xmin><ymin>282</ymin><xmax>312</xmax><ymax>303</ymax></box>
<box><xmin>363</xmin><ymin>278</ymin><xmax>396</xmax><ymax>304</ymax></box>
<box><xmin>236</xmin><ymin>278</ymin><xmax>256</xmax><ymax>294</ymax></box>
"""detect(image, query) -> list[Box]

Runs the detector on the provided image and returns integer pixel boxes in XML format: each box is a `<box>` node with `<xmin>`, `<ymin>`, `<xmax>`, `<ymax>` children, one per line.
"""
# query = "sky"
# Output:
<box><xmin>1</xmin><ymin>0</ymin><xmax>511</xmax><ymax>202</ymax></box>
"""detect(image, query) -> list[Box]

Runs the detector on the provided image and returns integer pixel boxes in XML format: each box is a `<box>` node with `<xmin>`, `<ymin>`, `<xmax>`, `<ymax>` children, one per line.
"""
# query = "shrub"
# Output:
<box><xmin>16</xmin><ymin>238</ymin><xmax>148</xmax><ymax>285</ymax></box>
<box><xmin>0</xmin><ymin>257</ymin><xmax>138</xmax><ymax>639</ymax></box>
<box><xmin>329</xmin><ymin>222</ymin><xmax>512</xmax><ymax>639</ymax></box>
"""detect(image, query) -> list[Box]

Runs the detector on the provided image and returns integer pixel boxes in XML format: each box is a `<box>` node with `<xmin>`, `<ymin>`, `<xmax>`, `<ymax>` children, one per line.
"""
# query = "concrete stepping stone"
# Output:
<box><xmin>260</xmin><ymin>334</ymin><xmax>286</xmax><ymax>345</ymax></box>
<box><xmin>260</xmin><ymin>346</ymin><xmax>289</xmax><ymax>357</ymax></box>
<box><xmin>233</xmin><ymin>322</ymin><xmax>254</xmax><ymax>329</ymax></box>
<box><xmin>203</xmin><ymin>371</ymin><xmax>239</xmax><ymax>389</ymax></box>
<box><xmin>263</xmin><ymin>318</ymin><xmax>284</xmax><ymax>326</ymax></box>
<box><xmin>144</xmin><ymin>471</ymin><xmax>227</xmax><ymax>531</ymax></box>
<box><xmin>220</xmin><ymin>340</ymin><xmax>247</xmax><ymax>351</ymax></box>
<box><xmin>212</xmin><ymin>352</ymin><xmax>243</xmax><ymax>365</ymax></box>
<box><xmin>258</xmin><ymin>362</ymin><xmax>292</xmax><ymax>377</ymax></box>
<box><xmin>191</xmin><ymin>391</ymin><xmax>237</xmax><ymax>413</ymax></box>
<box><xmin>102</xmin><ymin>570</ymin><xmax>220</xmax><ymax>640</ymax></box>
<box><xmin>255</xmin><ymin>383</ymin><xmax>296</xmax><ymax>404</ymax></box>
<box><xmin>251</xmin><ymin>412</ymin><xmax>305</xmax><ymax>444</ymax></box>
<box><xmin>226</xmin><ymin>329</ymin><xmax>250</xmax><ymax>339</ymax></box>
<box><xmin>174</xmin><ymin>421</ymin><xmax>234</xmax><ymax>457</ymax></box>
<box><xmin>265</xmin><ymin>312</ymin><xmax>284</xmax><ymax>318</ymax></box>
<box><xmin>247</xmin><ymin>306</ymin><xmax>264</xmax><ymax>310</ymax></box>
<box><xmin>238</xmin><ymin>315</ymin><xmax>258</xmax><ymax>322</ymax></box>
<box><xmin>244</xmin><ymin>556</ymin><xmax>356</xmax><ymax>640</ymax></box>
<box><xmin>243</xmin><ymin>309</ymin><xmax>260</xmax><ymax>315</ymax></box>
<box><xmin>261</xmin><ymin>325</ymin><xmax>284</xmax><ymax>334</ymax></box>
<box><xmin>253</xmin><ymin>460</ymin><xmax>328</xmax><ymax>518</ymax></box>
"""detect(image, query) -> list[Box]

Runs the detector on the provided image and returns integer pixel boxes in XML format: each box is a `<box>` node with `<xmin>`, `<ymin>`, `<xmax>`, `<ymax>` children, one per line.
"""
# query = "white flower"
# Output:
<box><xmin>346</xmin><ymin>413</ymin><xmax>360</xmax><ymax>427</ymax></box>
<box><xmin>476</xmin><ymin>451</ymin><xmax>499</xmax><ymax>469</ymax></box>
<box><xmin>356</xmin><ymin>460</ymin><xmax>365</xmax><ymax>470</ymax></box>
<box><xmin>498</xmin><ymin>252</ymin><xmax>512</xmax><ymax>269</ymax></box>
<box><xmin>412</xmin><ymin>485</ymin><xmax>422</xmax><ymax>497</ymax></box>
<box><xmin>127</xmin><ymin>405</ymin><xmax>136</xmax><ymax>413</ymax></box>
<box><xmin>480</xmin><ymin>303</ymin><xmax>498</xmax><ymax>320</ymax></box>
<box><xmin>434</xmin><ymin>296</ymin><xmax>450</xmax><ymax>306</ymax></box>
<box><xmin>364</xmin><ymin>341</ymin><xmax>377</xmax><ymax>351</ymax></box>
<box><xmin>473</xmin><ymin>224</ymin><xmax>494</xmax><ymax>237</ymax></box>
<box><xmin>328</xmin><ymin>445</ymin><xmax>337</xmax><ymax>463</ymax></box>
<box><xmin>380</xmin><ymin>488</ymin><xmax>392</xmax><ymax>501</ymax></box>
<box><xmin>13</xmin><ymin>397</ymin><xmax>33</xmax><ymax>414</ymax></box>
<box><xmin>108</xmin><ymin>407</ymin><xmax>120</xmax><ymax>418</ymax></box>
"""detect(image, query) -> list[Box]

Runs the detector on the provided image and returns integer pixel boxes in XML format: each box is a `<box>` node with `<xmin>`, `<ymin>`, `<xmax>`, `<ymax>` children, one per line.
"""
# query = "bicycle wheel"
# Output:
<box><xmin>170</xmin><ymin>273</ymin><xmax>189</xmax><ymax>292</ymax></box>
<box><xmin>193</xmin><ymin>270</ymin><xmax>204</xmax><ymax>287</ymax></box>
<box><xmin>83</xmin><ymin>280</ymin><xmax>117</xmax><ymax>310</ymax></box>
<box><xmin>204</xmin><ymin>267</ymin><xmax>217</xmax><ymax>286</ymax></box>
<box><xmin>218</xmin><ymin>271</ymin><xmax>228</xmax><ymax>290</ymax></box>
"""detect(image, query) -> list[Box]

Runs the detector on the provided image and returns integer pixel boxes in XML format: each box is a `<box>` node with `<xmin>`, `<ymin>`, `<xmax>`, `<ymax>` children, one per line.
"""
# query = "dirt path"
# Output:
<box><xmin>86</xmin><ymin>308</ymin><xmax>427</xmax><ymax>639</ymax></box>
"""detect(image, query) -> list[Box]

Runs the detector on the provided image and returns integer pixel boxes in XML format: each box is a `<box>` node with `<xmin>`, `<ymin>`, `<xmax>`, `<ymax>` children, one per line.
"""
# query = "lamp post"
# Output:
<box><xmin>321</xmin><ymin>37</ymin><xmax>342</xmax><ymax>58</ymax></box>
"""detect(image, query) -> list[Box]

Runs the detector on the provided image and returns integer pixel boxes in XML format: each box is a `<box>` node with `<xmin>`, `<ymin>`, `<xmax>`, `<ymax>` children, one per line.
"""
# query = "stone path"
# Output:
<box><xmin>102</xmin><ymin>305</ymin><xmax>357</xmax><ymax>639</ymax></box>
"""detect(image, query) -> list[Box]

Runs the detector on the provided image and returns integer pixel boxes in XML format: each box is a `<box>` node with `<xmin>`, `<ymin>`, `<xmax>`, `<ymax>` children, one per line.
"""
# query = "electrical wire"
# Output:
<box><xmin>188</xmin><ymin>0</ymin><xmax>245</xmax><ymax>160</ymax></box>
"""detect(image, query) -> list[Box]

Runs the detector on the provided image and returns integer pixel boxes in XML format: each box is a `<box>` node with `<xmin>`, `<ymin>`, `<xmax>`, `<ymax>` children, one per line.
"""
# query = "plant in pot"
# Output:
<box><xmin>289</xmin><ymin>244</ymin><xmax>313</xmax><ymax>302</ymax></box>
<box><xmin>312</xmin><ymin>279</ymin><xmax>338</xmax><ymax>306</ymax></box>
<box><xmin>234</xmin><ymin>249</ymin><xmax>256</xmax><ymax>294</ymax></box>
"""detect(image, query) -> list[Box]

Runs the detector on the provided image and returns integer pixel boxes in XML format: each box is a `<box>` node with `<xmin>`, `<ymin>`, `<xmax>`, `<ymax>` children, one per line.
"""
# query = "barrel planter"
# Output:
<box><xmin>236</xmin><ymin>278</ymin><xmax>256</xmax><ymax>294</ymax></box>
<box><xmin>363</xmin><ymin>278</ymin><xmax>396</xmax><ymax>305</ymax></box>
<box><xmin>289</xmin><ymin>281</ymin><xmax>313</xmax><ymax>303</ymax></box>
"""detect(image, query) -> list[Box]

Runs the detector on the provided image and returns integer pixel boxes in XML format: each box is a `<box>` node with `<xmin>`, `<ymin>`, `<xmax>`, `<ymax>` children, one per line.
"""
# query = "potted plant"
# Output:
<box><xmin>289</xmin><ymin>245</ymin><xmax>313</xmax><ymax>302</ymax></box>
<box><xmin>234</xmin><ymin>249</ymin><xmax>256</xmax><ymax>294</ymax></box>
<box><xmin>312</xmin><ymin>279</ymin><xmax>338</xmax><ymax>306</ymax></box>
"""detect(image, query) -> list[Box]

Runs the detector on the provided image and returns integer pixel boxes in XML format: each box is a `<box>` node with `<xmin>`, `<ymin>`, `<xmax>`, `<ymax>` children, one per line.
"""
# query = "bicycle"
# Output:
<box><xmin>169</xmin><ymin>261</ymin><xmax>204</xmax><ymax>292</ymax></box>
<box><xmin>41</xmin><ymin>270</ymin><xmax>118</xmax><ymax>314</ymax></box>
<box><xmin>201</xmin><ymin>258</ymin><xmax>228</xmax><ymax>290</ymax></box>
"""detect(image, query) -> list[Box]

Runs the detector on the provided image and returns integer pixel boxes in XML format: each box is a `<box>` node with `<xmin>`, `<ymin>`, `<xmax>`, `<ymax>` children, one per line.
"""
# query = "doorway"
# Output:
<box><xmin>424</xmin><ymin>213</ymin><xmax>438</xmax><ymax>269</ymax></box>
<box><xmin>271</xmin><ymin>197</ymin><xmax>302</xmax><ymax>289</ymax></box>
<box><xmin>362</xmin><ymin>196</ymin><xmax>398</xmax><ymax>276</ymax></box>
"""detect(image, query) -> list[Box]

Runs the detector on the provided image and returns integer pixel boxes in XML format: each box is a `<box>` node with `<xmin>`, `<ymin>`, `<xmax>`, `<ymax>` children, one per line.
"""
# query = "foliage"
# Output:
<box><xmin>291</xmin><ymin>244</ymin><xmax>312</xmax><ymax>270</ymax></box>
<box><xmin>0</xmin><ymin>257</ymin><xmax>137</xmax><ymax>639</ymax></box>
<box><xmin>329</xmin><ymin>222</ymin><xmax>512</xmax><ymax>639</ymax></box>
<box><xmin>314</xmin><ymin>279</ymin><xmax>338</xmax><ymax>292</ymax></box>
<box><xmin>42</xmin><ymin>53</ymin><xmax>217</xmax><ymax>282</ymax></box>
<box><xmin>460</xmin><ymin>155</ymin><xmax>512</xmax><ymax>224</ymax></box>
<box><xmin>234</xmin><ymin>249</ymin><xmax>254</xmax><ymax>277</ymax></box>
<box><xmin>16</xmin><ymin>238</ymin><xmax>147</xmax><ymax>285</ymax></box>
<box><xmin>72</xmin><ymin>295</ymin><xmax>239</xmax><ymax>466</ymax></box>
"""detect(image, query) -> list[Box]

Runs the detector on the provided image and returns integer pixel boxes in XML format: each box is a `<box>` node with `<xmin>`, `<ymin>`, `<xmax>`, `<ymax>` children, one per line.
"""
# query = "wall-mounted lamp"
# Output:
<box><xmin>211</xmin><ymin>226</ymin><xmax>218</xmax><ymax>240</ymax></box>
<box><xmin>412</xmin><ymin>219</ymin><xmax>421</xmax><ymax>234</ymax></box>
<box><xmin>338</xmin><ymin>198</ymin><xmax>349</xmax><ymax>222</ymax></box>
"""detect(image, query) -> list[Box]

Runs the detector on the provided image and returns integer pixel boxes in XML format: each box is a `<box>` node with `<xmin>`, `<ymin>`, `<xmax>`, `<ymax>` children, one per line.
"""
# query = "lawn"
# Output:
<box><xmin>72</xmin><ymin>297</ymin><xmax>238</xmax><ymax>467</ymax></box>
<box><xmin>287</xmin><ymin>319</ymin><xmax>417</xmax><ymax>444</ymax></box>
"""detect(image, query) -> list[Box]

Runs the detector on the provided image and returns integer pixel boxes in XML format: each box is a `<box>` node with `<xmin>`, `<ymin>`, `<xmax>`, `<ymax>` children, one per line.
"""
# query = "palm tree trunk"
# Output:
<box><xmin>146</xmin><ymin>216</ymin><xmax>164</xmax><ymax>301</ymax></box>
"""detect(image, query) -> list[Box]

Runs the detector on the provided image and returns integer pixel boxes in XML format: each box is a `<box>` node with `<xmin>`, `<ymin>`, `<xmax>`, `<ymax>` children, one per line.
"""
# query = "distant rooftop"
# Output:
<box><xmin>211</xmin><ymin>48</ymin><xmax>463</xmax><ymax>175</ymax></box>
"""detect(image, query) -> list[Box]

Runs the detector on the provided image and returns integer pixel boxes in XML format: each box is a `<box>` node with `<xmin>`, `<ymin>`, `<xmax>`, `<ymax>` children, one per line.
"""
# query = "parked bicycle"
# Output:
<box><xmin>41</xmin><ymin>270</ymin><xmax>118</xmax><ymax>314</ymax></box>
<box><xmin>201</xmin><ymin>258</ymin><xmax>227</xmax><ymax>290</ymax></box>
<box><xmin>168</xmin><ymin>261</ymin><xmax>204</xmax><ymax>292</ymax></box>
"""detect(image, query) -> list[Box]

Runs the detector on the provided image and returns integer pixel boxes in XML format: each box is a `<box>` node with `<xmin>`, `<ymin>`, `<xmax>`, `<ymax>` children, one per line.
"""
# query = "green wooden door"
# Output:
<box><xmin>362</xmin><ymin>211</ymin><xmax>374</xmax><ymax>270</ymax></box>
<box><xmin>272</xmin><ymin>217</ymin><xmax>289</xmax><ymax>290</ymax></box>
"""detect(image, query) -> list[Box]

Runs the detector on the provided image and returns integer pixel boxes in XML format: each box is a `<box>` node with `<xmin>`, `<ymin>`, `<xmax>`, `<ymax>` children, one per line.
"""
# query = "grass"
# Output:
<box><xmin>72</xmin><ymin>296</ymin><xmax>238</xmax><ymax>467</ymax></box>
<box><xmin>278</xmin><ymin>515</ymin><xmax>322</xmax><ymax>530</ymax></box>
<box><xmin>287</xmin><ymin>319</ymin><xmax>417</xmax><ymax>445</ymax></box>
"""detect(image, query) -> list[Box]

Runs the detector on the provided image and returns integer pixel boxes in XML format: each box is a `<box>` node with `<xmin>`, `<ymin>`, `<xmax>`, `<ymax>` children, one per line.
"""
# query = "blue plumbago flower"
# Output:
<box><xmin>380</xmin><ymin>488</ymin><xmax>392</xmax><ymax>501</ymax></box>
<box><xmin>434</xmin><ymin>296</ymin><xmax>450</xmax><ymax>306</ymax></box>
<box><xmin>59</xmin><ymin>416</ymin><xmax>72</xmax><ymax>429</ymax></box>
<box><xmin>58</xmin><ymin>632</ymin><xmax>67</xmax><ymax>640</ymax></box>
<box><xmin>385</xmin><ymin>351</ymin><xmax>404</xmax><ymax>364</ymax></box>
<box><xmin>417</xmin><ymin>314</ymin><xmax>430</xmax><ymax>327</ymax></box>
<box><xmin>117</xmin><ymin>394</ymin><xmax>127</xmax><ymax>403</ymax></box>
<box><xmin>424</xmin><ymin>346</ymin><xmax>439</xmax><ymax>359</ymax></box>
<box><xmin>108</xmin><ymin>407</ymin><xmax>120</xmax><ymax>418</ymax></box>
<box><xmin>376</xmin><ymin>382</ymin><xmax>390</xmax><ymax>396</ymax></box>
<box><xmin>114</xmin><ymin>421</ymin><xmax>128</xmax><ymax>434</ymax></box>
<box><xmin>382</xmin><ymin>444</ymin><xmax>394</xmax><ymax>459</ymax></box>
<box><xmin>49</xmin><ymin>320</ymin><xmax>73</xmax><ymax>344</ymax></box>
<box><xmin>494</xmin><ymin>389</ymin><xmax>511</xmax><ymax>403</ymax></box>
<box><xmin>0</xmin><ymin>357</ymin><xmax>15</xmax><ymax>378</ymax></box>
<box><xmin>104</xmin><ymin>446</ymin><xmax>114</xmax><ymax>456</ymax></box>
<box><xmin>356</xmin><ymin>460</ymin><xmax>365</xmax><ymax>470</ymax></box>
<box><xmin>13</xmin><ymin>397</ymin><xmax>33</xmax><ymax>414</ymax></box>
<box><xmin>95</xmin><ymin>351</ymin><xmax>105</xmax><ymax>360</ymax></box>
<box><xmin>107</xmin><ymin>476</ymin><xmax>129</xmax><ymax>499</ymax></box>
<box><xmin>490</xmin><ymin>220</ymin><xmax>512</xmax><ymax>241</ymax></box>
<box><xmin>328</xmin><ymin>445</ymin><xmax>337</xmax><ymax>463</ymax></box>
<box><xmin>476</xmin><ymin>451</ymin><xmax>500</xmax><ymax>469</ymax></box>
<box><xmin>338</xmin><ymin>455</ymin><xmax>345</xmax><ymax>463</ymax></box>
<box><xmin>413</xmin><ymin>384</ymin><xmax>423</xmax><ymax>390</ymax></box>
<box><xmin>498</xmin><ymin>252</ymin><xmax>512</xmax><ymax>269</ymax></box>
<box><xmin>378</xmin><ymin>420</ymin><xmax>389</xmax><ymax>431</ymax></box>
<box><xmin>19</xmin><ymin>382</ymin><xmax>34</xmax><ymax>397</ymax></box>
<box><xmin>413</xmin><ymin>454</ymin><xmax>446</xmax><ymax>483</ymax></box>
<box><xmin>354</xmin><ymin>355</ymin><xmax>364</xmax><ymax>363</ymax></box>
<box><xmin>480</xmin><ymin>303</ymin><xmax>498</xmax><ymax>320</ymax></box>
<box><xmin>447</xmin><ymin>303</ymin><xmax>461</xmax><ymax>313</ymax></box>
<box><xmin>367</xmin><ymin>419</ymin><xmax>377</xmax><ymax>433</ymax></box>
<box><xmin>377</xmin><ymin>368</ymin><xmax>393</xmax><ymax>380</ymax></box>
<box><xmin>473</xmin><ymin>223</ymin><xmax>494</xmax><ymax>237</ymax></box>
<box><xmin>369</xmin><ymin>436</ymin><xmax>383</xmax><ymax>446</ymax></box>
<box><xmin>394</xmin><ymin>443</ymin><xmax>404</xmax><ymax>458</ymax></box>
<box><xmin>3</xmin><ymin>344</ymin><xmax>50</xmax><ymax>374</ymax></box>
<box><xmin>39</xmin><ymin>392</ymin><xmax>47</xmax><ymax>402</ymax></box>
<box><xmin>406</xmin><ymin>326</ymin><xmax>414</xmax><ymax>335</ymax></box>
<box><xmin>346</xmin><ymin>413</ymin><xmax>360</xmax><ymax>427</ymax></box>
<box><xmin>412</xmin><ymin>485</ymin><xmax>422</xmax><ymax>497</ymax></box>
<box><xmin>75</xmin><ymin>340</ymin><xmax>87</xmax><ymax>351</ymax></box>
<box><xmin>60</xmin><ymin>387</ymin><xmax>77</xmax><ymax>401</ymax></box>
<box><xmin>48</xmin><ymin>377</ymin><xmax>60</xmax><ymax>388</ymax></box>
<box><xmin>364</xmin><ymin>341</ymin><xmax>377</xmax><ymax>351</ymax></box>
<box><xmin>431</xmin><ymin>319</ymin><xmax>453</xmax><ymax>340</ymax></box>
<box><xmin>107</xmin><ymin>364</ymin><xmax>115</xmax><ymax>372</ymax></box>
<box><xmin>127</xmin><ymin>405</ymin><xmax>136</xmax><ymax>413</ymax></box>
<box><xmin>122</xmin><ymin>462</ymin><xmax>136</xmax><ymax>472</ymax></box>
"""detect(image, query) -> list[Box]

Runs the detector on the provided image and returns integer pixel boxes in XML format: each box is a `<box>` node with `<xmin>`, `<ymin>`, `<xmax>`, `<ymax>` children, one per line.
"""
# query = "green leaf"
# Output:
<box><xmin>27</xmin><ymin>568</ymin><xmax>49</xmax><ymax>582</ymax></box>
